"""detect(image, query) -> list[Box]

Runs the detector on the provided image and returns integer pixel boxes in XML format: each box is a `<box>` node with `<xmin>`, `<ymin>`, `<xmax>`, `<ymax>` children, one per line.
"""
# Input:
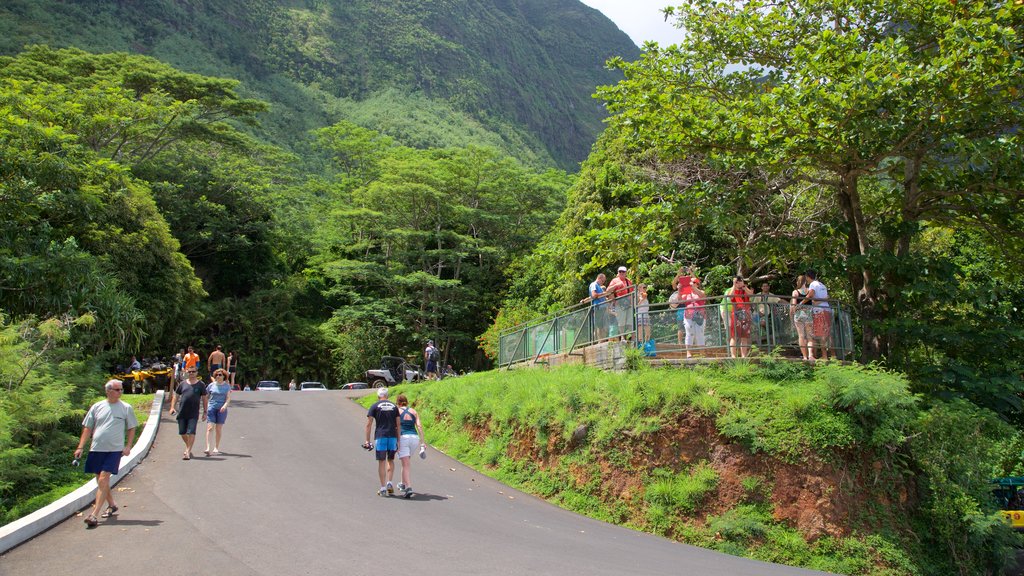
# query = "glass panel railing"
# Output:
<box><xmin>499</xmin><ymin>292</ymin><xmax>855</xmax><ymax>366</ymax></box>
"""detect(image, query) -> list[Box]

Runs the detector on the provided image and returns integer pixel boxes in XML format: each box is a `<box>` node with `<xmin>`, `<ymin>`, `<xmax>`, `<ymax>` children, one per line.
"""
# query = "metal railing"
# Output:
<box><xmin>498</xmin><ymin>292</ymin><xmax>855</xmax><ymax>368</ymax></box>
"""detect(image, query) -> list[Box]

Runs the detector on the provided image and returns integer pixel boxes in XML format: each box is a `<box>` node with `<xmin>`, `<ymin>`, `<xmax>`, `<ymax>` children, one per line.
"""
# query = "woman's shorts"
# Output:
<box><xmin>637</xmin><ymin>312</ymin><xmax>650</xmax><ymax>326</ymax></box>
<box><xmin>375</xmin><ymin>437</ymin><xmax>398</xmax><ymax>461</ymax></box>
<box><xmin>397</xmin><ymin>434</ymin><xmax>420</xmax><ymax>459</ymax></box>
<box><xmin>177</xmin><ymin>416</ymin><xmax>199</xmax><ymax>435</ymax></box>
<box><xmin>812</xmin><ymin>309</ymin><xmax>833</xmax><ymax>338</ymax></box>
<box><xmin>207</xmin><ymin>406</ymin><xmax>228</xmax><ymax>424</ymax></box>
<box><xmin>84</xmin><ymin>450</ymin><xmax>122</xmax><ymax>474</ymax></box>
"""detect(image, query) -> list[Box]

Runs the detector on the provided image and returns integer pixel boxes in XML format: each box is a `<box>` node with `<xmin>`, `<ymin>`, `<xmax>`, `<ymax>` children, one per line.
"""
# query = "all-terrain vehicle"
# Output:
<box><xmin>111</xmin><ymin>358</ymin><xmax>173</xmax><ymax>394</ymax></box>
<box><xmin>365</xmin><ymin>356</ymin><xmax>422</xmax><ymax>388</ymax></box>
<box><xmin>992</xmin><ymin>477</ymin><xmax>1024</xmax><ymax>531</ymax></box>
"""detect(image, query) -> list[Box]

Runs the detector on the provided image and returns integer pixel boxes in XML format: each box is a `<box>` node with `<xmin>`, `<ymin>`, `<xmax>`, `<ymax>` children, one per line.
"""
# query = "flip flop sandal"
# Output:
<box><xmin>204</xmin><ymin>450</ymin><xmax>211</xmax><ymax>456</ymax></box>
<box><xmin>84</xmin><ymin>514</ymin><xmax>98</xmax><ymax>527</ymax></box>
<box><xmin>101</xmin><ymin>505</ymin><xmax>118</xmax><ymax>518</ymax></box>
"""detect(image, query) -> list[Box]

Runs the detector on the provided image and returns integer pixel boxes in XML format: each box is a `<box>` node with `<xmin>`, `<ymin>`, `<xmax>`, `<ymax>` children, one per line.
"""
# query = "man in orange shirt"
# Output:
<box><xmin>184</xmin><ymin>346</ymin><xmax>200</xmax><ymax>373</ymax></box>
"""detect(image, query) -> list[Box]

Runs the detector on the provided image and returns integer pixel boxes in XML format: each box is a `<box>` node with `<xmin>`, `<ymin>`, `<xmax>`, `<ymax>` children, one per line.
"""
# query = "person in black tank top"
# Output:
<box><xmin>395</xmin><ymin>394</ymin><xmax>425</xmax><ymax>498</ymax></box>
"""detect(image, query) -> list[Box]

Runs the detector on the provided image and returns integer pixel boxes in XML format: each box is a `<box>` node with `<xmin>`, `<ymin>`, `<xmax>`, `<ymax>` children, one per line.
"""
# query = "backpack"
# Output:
<box><xmin>428</xmin><ymin>347</ymin><xmax>439</xmax><ymax>362</ymax></box>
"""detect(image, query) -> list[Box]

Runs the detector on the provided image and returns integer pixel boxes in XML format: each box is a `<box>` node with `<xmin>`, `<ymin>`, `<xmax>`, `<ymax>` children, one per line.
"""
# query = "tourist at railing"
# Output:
<box><xmin>802</xmin><ymin>269</ymin><xmax>832</xmax><ymax>362</ymax></box>
<box><xmin>587</xmin><ymin>273</ymin><xmax>608</xmax><ymax>342</ymax></box>
<box><xmin>682</xmin><ymin>281</ymin><xmax>708</xmax><ymax>358</ymax></box>
<box><xmin>672</xmin><ymin>265</ymin><xmax>698</xmax><ymax>295</ymax></box>
<box><xmin>722</xmin><ymin>276</ymin><xmax>754</xmax><ymax>358</ymax></box>
<box><xmin>636</xmin><ymin>283</ymin><xmax>651</xmax><ymax>345</ymax></box>
<box><xmin>753</xmin><ymin>282</ymin><xmax>784</xmax><ymax>346</ymax></box>
<box><xmin>607</xmin><ymin>266</ymin><xmax>634</xmax><ymax>341</ymax></box>
<box><xmin>790</xmin><ymin>275</ymin><xmax>813</xmax><ymax>360</ymax></box>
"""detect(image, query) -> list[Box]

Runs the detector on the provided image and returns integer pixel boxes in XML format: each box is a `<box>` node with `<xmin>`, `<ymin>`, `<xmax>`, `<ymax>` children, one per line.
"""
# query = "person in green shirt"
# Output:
<box><xmin>74</xmin><ymin>379</ymin><xmax>138</xmax><ymax>528</ymax></box>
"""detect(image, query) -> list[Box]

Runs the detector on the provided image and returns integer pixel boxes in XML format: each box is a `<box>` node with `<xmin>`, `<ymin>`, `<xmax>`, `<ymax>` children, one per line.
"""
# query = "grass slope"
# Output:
<box><xmin>379</xmin><ymin>361</ymin><xmax>1023</xmax><ymax>576</ymax></box>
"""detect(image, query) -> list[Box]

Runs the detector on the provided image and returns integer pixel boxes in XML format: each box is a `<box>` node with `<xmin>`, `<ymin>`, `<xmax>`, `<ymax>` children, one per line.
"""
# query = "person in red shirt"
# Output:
<box><xmin>672</xmin><ymin>266</ymin><xmax>698</xmax><ymax>297</ymax></box>
<box><xmin>605</xmin><ymin>266</ymin><xmax>634</xmax><ymax>341</ymax></box>
<box><xmin>726</xmin><ymin>277</ymin><xmax>754</xmax><ymax>358</ymax></box>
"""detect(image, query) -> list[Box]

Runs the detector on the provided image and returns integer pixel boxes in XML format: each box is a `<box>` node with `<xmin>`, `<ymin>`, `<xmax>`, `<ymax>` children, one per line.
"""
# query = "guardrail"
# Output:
<box><xmin>498</xmin><ymin>292</ymin><xmax>854</xmax><ymax>368</ymax></box>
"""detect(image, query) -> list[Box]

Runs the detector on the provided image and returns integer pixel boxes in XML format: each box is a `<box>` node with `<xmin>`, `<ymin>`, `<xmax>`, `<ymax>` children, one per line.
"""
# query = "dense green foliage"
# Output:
<box><xmin>0</xmin><ymin>43</ymin><xmax>570</xmax><ymax>378</ymax></box>
<box><xmin>384</xmin><ymin>364</ymin><xmax>1023</xmax><ymax>575</ymax></box>
<box><xmin>0</xmin><ymin>0</ymin><xmax>639</xmax><ymax>170</ymax></box>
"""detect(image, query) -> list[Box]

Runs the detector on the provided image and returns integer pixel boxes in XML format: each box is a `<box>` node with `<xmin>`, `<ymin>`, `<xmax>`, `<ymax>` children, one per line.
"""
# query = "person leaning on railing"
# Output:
<box><xmin>800</xmin><ymin>269</ymin><xmax>832</xmax><ymax>362</ymax></box>
<box><xmin>790</xmin><ymin>275</ymin><xmax>814</xmax><ymax>360</ymax></box>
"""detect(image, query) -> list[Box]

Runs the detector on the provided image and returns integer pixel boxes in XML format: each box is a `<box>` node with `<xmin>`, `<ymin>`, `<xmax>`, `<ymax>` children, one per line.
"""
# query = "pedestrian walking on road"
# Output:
<box><xmin>74</xmin><ymin>379</ymin><xmax>138</xmax><ymax>528</ymax></box>
<box><xmin>170</xmin><ymin>369</ymin><xmax>207</xmax><ymax>460</ymax></box>
<box><xmin>208</xmin><ymin>345</ymin><xmax>225</xmax><ymax>379</ymax></box>
<box><xmin>226</xmin><ymin>351</ymin><xmax>238</xmax><ymax>388</ymax></box>
<box><xmin>205</xmin><ymin>369</ymin><xmax>232</xmax><ymax>456</ymax></box>
<box><xmin>395</xmin><ymin>394</ymin><xmax>425</xmax><ymax>498</ymax></box>
<box><xmin>364</xmin><ymin>387</ymin><xmax>400</xmax><ymax>496</ymax></box>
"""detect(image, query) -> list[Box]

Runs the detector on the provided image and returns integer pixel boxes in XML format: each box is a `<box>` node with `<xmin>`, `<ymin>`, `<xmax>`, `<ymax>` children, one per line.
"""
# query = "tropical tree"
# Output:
<box><xmin>598</xmin><ymin>0</ymin><xmax>1024</xmax><ymax>360</ymax></box>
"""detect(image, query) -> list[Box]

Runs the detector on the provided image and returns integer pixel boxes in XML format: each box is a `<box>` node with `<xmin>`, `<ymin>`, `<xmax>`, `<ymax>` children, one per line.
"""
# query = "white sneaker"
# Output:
<box><xmin>386</xmin><ymin>482</ymin><xmax>394</xmax><ymax>495</ymax></box>
<box><xmin>398</xmin><ymin>483</ymin><xmax>406</xmax><ymax>491</ymax></box>
<box><xmin>377</xmin><ymin>487</ymin><xmax>387</xmax><ymax>497</ymax></box>
<box><xmin>403</xmin><ymin>486</ymin><xmax>413</xmax><ymax>499</ymax></box>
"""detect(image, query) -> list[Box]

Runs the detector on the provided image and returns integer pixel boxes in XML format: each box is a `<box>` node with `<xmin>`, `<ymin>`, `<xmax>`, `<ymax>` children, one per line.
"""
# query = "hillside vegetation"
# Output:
<box><xmin>0</xmin><ymin>0</ymin><xmax>640</xmax><ymax>169</ymax></box>
<box><xmin>384</xmin><ymin>363</ymin><xmax>1023</xmax><ymax>575</ymax></box>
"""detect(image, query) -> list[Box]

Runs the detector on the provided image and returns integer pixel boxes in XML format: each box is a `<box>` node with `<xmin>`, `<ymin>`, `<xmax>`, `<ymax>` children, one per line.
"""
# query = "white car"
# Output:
<box><xmin>300</xmin><ymin>381</ymin><xmax>327</xmax><ymax>391</ymax></box>
<box><xmin>255</xmin><ymin>380</ymin><xmax>281</xmax><ymax>391</ymax></box>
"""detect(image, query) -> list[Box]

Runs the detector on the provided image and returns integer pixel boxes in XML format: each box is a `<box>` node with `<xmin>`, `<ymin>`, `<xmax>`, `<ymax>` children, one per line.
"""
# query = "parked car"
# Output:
<box><xmin>300</xmin><ymin>381</ymin><xmax>327</xmax><ymax>391</ymax></box>
<box><xmin>255</xmin><ymin>380</ymin><xmax>281</xmax><ymax>391</ymax></box>
<box><xmin>365</xmin><ymin>357</ymin><xmax>422</xmax><ymax>388</ymax></box>
<box><xmin>341</xmin><ymin>382</ymin><xmax>369</xmax><ymax>390</ymax></box>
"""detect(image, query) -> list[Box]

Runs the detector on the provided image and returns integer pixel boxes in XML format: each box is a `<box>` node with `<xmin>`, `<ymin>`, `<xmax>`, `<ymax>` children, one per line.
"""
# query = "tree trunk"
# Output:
<box><xmin>837</xmin><ymin>171</ymin><xmax>883</xmax><ymax>361</ymax></box>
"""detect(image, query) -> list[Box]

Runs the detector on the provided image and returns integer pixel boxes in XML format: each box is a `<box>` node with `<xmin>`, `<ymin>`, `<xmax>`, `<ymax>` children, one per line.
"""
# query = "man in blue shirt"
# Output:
<box><xmin>588</xmin><ymin>273</ymin><xmax>608</xmax><ymax>342</ymax></box>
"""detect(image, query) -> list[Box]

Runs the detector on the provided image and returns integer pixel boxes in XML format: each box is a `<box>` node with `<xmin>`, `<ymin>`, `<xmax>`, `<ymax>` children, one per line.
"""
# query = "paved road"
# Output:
<box><xmin>2</xmin><ymin>391</ymin><xmax>831</xmax><ymax>575</ymax></box>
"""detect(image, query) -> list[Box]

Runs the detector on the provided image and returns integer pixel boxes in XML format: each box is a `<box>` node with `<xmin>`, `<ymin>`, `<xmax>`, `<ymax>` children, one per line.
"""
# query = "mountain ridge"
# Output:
<box><xmin>0</xmin><ymin>0</ymin><xmax>640</xmax><ymax>169</ymax></box>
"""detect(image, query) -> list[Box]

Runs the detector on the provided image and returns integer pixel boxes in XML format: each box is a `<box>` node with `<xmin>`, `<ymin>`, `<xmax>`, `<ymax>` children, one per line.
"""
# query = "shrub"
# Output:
<box><xmin>644</xmin><ymin>463</ymin><xmax>719</xmax><ymax>514</ymax></box>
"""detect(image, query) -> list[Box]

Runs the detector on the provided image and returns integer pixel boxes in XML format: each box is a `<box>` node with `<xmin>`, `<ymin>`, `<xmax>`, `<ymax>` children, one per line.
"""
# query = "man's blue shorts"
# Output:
<box><xmin>178</xmin><ymin>417</ymin><xmax>199</xmax><ymax>435</ymax></box>
<box><xmin>374</xmin><ymin>437</ymin><xmax>397</xmax><ymax>461</ymax></box>
<box><xmin>207</xmin><ymin>406</ymin><xmax>228</xmax><ymax>424</ymax></box>
<box><xmin>84</xmin><ymin>451</ymin><xmax>122</xmax><ymax>474</ymax></box>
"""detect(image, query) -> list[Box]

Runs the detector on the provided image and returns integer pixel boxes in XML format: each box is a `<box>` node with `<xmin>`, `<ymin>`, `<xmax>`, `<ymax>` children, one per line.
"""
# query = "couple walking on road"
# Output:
<box><xmin>364</xmin><ymin>388</ymin><xmax>425</xmax><ymax>498</ymax></box>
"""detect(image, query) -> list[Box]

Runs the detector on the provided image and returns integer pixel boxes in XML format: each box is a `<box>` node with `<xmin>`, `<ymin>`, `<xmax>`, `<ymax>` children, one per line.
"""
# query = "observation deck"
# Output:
<box><xmin>498</xmin><ymin>293</ymin><xmax>854</xmax><ymax>370</ymax></box>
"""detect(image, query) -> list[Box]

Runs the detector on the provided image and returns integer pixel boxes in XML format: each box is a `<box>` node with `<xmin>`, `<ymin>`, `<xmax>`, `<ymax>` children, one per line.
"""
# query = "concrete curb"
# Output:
<box><xmin>0</xmin><ymin>390</ymin><xmax>165</xmax><ymax>554</ymax></box>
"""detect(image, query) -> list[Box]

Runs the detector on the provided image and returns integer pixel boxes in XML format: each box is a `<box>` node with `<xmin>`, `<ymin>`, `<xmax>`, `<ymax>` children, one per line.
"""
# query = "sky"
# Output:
<box><xmin>578</xmin><ymin>0</ymin><xmax>683</xmax><ymax>47</ymax></box>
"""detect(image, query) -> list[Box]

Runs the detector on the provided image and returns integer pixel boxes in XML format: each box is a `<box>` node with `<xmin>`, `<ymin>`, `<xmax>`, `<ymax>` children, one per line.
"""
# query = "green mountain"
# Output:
<box><xmin>0</xmin><ymin>0</ymin><xmax>640</xmax><ymax>169</ymax></box>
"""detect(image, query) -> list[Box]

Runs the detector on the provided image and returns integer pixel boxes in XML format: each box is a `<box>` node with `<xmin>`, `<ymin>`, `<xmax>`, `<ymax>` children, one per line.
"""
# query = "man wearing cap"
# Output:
<box><xmin>74</xmin><ymin>379</ymin><xmax>138</xmax><ymax>528</ymax></box>
<box><xmin>606</xmin><ymin>266</ymin><xmax>635</xmax><ymax>341</ymax></box>
<box><xmin>424</xmin><ymin>340</ymin><xmax>439</xmax><ymax>380</ymax></box>
<box><xmin>364</xmin><ymin>388</ymin><xmax>401</xmax><ymax>496</ymax></box>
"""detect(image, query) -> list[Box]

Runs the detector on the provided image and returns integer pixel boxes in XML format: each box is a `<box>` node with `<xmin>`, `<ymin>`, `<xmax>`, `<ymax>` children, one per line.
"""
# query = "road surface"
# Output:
<box><xmin>1</xmin><ymin>390</ymin><xmax>832</xmax><ymax>575</ymax></box>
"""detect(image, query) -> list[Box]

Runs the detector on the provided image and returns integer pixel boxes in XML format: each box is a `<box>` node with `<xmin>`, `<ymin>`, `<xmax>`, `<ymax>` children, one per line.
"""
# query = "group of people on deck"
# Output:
<box><xmin>584</xmin><ymin>266</ymin><xmax>834</xmax><ymax>361</ymax></box>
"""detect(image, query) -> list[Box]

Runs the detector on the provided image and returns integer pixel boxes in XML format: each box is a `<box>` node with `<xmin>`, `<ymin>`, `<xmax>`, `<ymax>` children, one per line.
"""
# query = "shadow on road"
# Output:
<box><xmin>103</xmin><ymin>518</ymin><xmax>164</xmax><ymax>527</ymax></box>
<box><xmin>405</xmin><ymin>493</ymin><xmax>448</xmax><ymax>502</ymax></box>
<box><xmin>192</xmin><ymin>452</ymin><xmax>252</xmax><ymax>460</ymax></box>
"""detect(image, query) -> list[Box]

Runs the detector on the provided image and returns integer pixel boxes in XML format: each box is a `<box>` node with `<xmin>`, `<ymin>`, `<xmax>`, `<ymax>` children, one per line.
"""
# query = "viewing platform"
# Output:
<box><xmin>499</xmin><ymin>293</ymin><xmax>855</xmax><ymax>370</ymax></box>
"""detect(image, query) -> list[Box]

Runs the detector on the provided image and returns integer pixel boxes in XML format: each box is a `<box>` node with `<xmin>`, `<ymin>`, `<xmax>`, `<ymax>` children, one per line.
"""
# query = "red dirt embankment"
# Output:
<box><xmin>496</xmin><ymin>411</ymin><xmax>913</xmax><ymax>540</ymax></box>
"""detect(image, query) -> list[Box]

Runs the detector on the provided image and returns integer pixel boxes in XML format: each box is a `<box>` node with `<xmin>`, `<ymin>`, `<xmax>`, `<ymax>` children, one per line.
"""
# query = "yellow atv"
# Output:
<box><xmin>112</xmin><ymin>362</ymin><xmax>174</xmax><ymax>394</ymax></box>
